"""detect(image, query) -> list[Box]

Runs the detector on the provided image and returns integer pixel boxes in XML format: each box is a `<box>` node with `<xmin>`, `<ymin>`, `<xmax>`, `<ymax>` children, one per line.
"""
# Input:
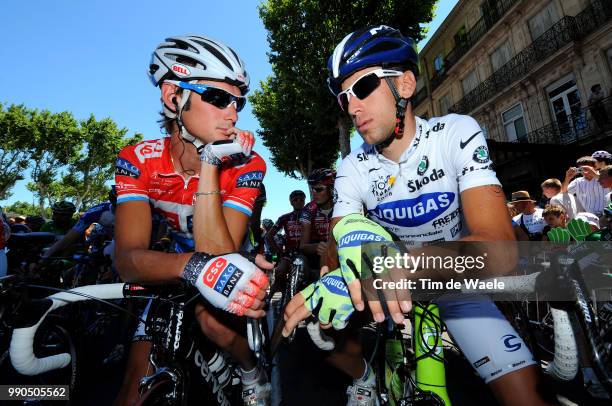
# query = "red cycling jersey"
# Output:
<box><xmin>299</xmin><ymin>201</ymin><xmax>332</xmax><ymax>244</ymax></box>
<box><xmin>270</xmin><ymin>211</ymin><xmax>302</xmax><ymax>253</ymax></box>
<box><xmin>115</xmin><ymin>137</ymin><xmax>266</xmax><ymax>241</ymax></box>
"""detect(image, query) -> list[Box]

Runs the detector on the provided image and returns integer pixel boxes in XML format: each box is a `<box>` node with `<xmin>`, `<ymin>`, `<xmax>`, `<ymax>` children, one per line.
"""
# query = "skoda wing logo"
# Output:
<box><xmin>417</xmin><ymin>156</ymin><xmax>429</xmax><ymax>176</ymax></box>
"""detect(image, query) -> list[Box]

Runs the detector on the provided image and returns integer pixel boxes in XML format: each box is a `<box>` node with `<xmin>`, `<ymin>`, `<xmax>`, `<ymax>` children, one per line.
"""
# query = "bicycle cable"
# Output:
<box><xmin>25</xmin><ymin>284</ymin><xmax>157</xmax><ymax>324</ymax></box>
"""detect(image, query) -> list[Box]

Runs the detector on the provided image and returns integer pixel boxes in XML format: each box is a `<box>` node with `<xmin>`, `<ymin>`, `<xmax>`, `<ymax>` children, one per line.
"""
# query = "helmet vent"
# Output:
<box><xmin>195</xmin><ymin>40</ymin><xmax>233</xmax><ymax>71</ymax></box>
<box><xmin>360</xmin><ymin>41</ymin><xmax>398</xmax><ymax>57</ymax></box>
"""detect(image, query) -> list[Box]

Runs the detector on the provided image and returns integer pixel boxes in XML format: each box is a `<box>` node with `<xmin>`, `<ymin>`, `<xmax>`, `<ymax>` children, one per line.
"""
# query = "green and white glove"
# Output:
<box><xmin>547</xmin><ymin>227</ymin><xmax>571</xmax><ymax>243</ymax></box>
<box><xmin>332</xmin><ymin>214</ymin><xmax>398</xmax><ymax>285</ymax></box>
<box><xmin>567</xmin><ymin>218</ymin><xmax>592</xmax><ymax>242</ymax></box>
<box><xmin>301</xmin><ymin>269</ymin><xmax>354</xmax><ymax>330</ymax></box>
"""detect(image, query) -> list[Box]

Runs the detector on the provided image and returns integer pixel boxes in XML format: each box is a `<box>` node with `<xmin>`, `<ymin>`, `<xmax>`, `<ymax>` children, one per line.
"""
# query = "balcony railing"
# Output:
<box><xmin>430</xmin><ymin>0</ymin><xmax>519</xmax><ymax>91</ymax></box>
<box><xmin>512</xmin><ymin>96</ymin><xmax>612</xmax><ymax>145</ymax></box>
<box><xmin>450</xmin><ymin>0</ymin><xmax>612</xmax><ymax>114</ymax></box>
<box><xmin>444</xmin><ymin>0</ymin><xmax>519</xmax><ymax>73</ymax></box>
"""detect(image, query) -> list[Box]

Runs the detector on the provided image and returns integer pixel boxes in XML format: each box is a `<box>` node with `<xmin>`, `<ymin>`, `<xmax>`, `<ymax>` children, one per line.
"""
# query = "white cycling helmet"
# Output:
<box><xmin>149</xmin><ymin>34</ymin><xmax>249</xmax><ymax>93</ymax></box>
<box><xmin>149</xmin><ymin>35</ymin><xmax>250</xmax><ymax>151</ymax></box>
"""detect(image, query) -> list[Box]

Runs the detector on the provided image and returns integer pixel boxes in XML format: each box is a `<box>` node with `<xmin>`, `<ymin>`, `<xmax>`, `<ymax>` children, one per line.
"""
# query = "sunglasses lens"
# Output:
<box><xmin>353</xmin><ymin>73</ymin><xmax>381</xmax><ymax>99</ymax></box>
<box><xmin>337</xmin><ymin>73</ymin><xmax>382</xmax><ymax>111</ymax></box>
<box><xmin>200</xmin><ymin>88</ymin><xmax>245</xmax><ymax>112</ymax></box>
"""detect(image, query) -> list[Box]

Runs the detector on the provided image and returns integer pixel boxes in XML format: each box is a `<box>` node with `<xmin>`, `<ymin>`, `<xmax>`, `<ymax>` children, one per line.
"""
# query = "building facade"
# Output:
<box><xmin>414</xmin><ymin>0</ymin><xmax>612</xmax><ymax>195</ymax></box>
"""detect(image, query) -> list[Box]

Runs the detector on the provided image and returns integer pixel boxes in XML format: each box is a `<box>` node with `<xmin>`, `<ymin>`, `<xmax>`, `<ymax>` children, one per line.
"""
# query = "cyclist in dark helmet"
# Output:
<box><xmin>25</xmin><ymin>215</ymin><xmax>46</xmax><ymax>232</ymax></box>
<box><xmin>41</xmin><ymin>201</ymin><xmax>77</xmax><ymax>235</ymax></box>
<box><xmin>299</xmin><ymin>169</ymin><xmax>335</xmax><ymax>271</ymax></box>
<box><xmin>266</xmin><ymin>189</ymin><xmax>306</xmax><ymax>257</ymax></box>
<box><xmin>41</xmin><ymin>187</ymin><xmax>117</xmax><ymax>260</ymax></box>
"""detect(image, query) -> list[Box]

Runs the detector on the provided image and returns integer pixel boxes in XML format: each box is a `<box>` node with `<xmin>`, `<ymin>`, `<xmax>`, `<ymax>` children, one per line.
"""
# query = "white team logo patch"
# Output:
<box><xmin>135</xmin><ymin>139</ymin><xmax>165</xmax><ymax>163</ymax></box>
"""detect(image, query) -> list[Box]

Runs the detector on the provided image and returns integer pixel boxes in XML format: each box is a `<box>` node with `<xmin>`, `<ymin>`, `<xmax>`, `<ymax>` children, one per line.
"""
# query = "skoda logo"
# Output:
<box><xmin>472</xmin><ymin>146</ymin><xmax>489</xmax><ymax>164</ymax></box>
<box><xmin>417</xmin><ymin>156</ymin><xmax>429</xmax><ymax>176</ymax></box>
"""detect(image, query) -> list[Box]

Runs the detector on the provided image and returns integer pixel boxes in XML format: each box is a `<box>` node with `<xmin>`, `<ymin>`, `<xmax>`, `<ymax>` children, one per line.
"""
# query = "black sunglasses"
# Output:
<box><xmin>176</xmin><ymin>81</ymin><xmax>246</xmax><ymax>112</ymax></box>
<box><xmin>312</xmin><ymin>186</ymin><xmax>327</xmax><ymax>193</ymax></box>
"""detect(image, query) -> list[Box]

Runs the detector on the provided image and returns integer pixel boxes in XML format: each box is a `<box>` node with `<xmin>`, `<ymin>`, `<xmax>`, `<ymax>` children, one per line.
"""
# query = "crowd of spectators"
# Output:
<box><xmin>509</xmin><ymin>150</ymin><xmax>612</xmax><ymax>241</ymax></box>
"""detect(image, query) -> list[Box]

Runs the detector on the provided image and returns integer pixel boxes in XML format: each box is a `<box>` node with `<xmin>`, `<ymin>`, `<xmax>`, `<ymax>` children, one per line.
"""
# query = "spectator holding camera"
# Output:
<box><xmin>562</xmin><ymin>156</ymin><xmax>611</xmax><ymax>217</ymax></box>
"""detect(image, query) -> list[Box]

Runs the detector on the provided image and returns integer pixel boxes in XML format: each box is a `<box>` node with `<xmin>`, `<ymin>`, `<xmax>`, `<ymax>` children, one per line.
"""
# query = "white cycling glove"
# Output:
<box><xmin>182</xmin><ymin>252</ymin><xmax>268</xmax><ymax>315</ymax></box>
<box><xmin>200</xmin><ymin>132</ymin><xmax>254</xmax><ymax>167</ymax></box>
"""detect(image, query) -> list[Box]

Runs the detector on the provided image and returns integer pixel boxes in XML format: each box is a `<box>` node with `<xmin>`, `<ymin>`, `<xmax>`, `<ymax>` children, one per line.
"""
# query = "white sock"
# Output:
<box><xmin>354</xmin><ymin>359</ymin><xmax>375</xmax><ymax>387</ymax></box>
<box><xmin>240</xmin><ymin>365</ymin><xmax>260</xmax><ymax>385</ymax></box>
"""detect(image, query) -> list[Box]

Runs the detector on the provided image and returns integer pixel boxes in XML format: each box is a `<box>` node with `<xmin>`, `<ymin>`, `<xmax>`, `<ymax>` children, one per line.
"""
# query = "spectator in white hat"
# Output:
<box><xmin>592</xmin><ymin>150</ymin><xmax>612</xmax><ymax>170</ymax></box>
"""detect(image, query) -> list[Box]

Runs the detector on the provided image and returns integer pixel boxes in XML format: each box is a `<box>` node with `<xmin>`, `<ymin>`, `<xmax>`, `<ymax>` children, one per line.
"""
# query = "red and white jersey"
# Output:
<box><xmin>270</xmin><ymin>211</ymin><xmax>302</xmax><ymax>252</ymax></box>
<box><xmin>299</xmin><ymin>201</ymin><xmax>332</xmax><ymax>243</ymax></box>
<box><xmin>115</xmin><ymin>137</ymin><xmax>266</xmax><ymax>239</ymax></box>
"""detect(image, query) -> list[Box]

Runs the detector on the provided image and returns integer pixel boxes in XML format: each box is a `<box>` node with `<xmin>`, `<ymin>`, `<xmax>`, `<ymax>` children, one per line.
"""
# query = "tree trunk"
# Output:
<box><xmin>38</xmin><ymin>186</ymin><xmax>46</xmax><ymax>218</ymax></box>
<box><xmin>338</xmin><ymin>117</ymin><xmax>351</xmax><ymax>158</ymax></box>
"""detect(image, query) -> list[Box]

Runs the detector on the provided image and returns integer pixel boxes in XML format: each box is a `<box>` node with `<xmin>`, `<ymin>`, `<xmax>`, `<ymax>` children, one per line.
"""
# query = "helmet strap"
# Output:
<box><xmin>376</xmin><ymin>77</ymin><xmax>410</xmax><ymax>153</ymax></box>
<box><xmin>166</xmin><ymin>82</ymin><xmax>205</xmax><ymax>153</ymax></box>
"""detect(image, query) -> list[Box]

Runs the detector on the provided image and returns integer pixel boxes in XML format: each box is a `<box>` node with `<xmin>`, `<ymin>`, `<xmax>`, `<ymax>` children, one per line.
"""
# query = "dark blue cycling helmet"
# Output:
<box><xmin>327</xmin><ymin>26</ymin><xmax>419</xmax><ymax>150</ymax></box>
<box><xmin>327</xmin><ymin>25</ymin><xmax>419</xmax><ymax>96</ymax></box>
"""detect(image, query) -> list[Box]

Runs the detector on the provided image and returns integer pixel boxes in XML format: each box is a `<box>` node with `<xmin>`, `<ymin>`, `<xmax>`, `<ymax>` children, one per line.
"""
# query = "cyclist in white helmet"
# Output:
<box><xmin>114</xmin><ymin>35</ymin><xmax>271</xmax><ymax>406</ymax></box>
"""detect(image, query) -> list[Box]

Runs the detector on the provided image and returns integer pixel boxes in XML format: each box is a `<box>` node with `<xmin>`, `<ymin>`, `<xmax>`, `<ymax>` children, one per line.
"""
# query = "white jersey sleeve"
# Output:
<box><xmin>333</xmin><ymin>154</ymin><xmax>365</xmax><ymax>219</ymax></box>
<box><xmin>440</xmin><ymin>115</ymin><xmax>500</xmax><ymax>193</ymax></box>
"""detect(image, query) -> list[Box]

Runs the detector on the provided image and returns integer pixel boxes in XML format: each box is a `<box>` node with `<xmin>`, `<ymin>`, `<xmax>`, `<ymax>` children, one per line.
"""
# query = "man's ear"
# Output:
<box><xmin>397</xmin><ymin>70</ymin><xmax>417</xmax><ymax>99</ymax></box>
<box><xmin>161</xmin><ymin>82</ymin><xmax>180</xmax><ymax>112</ymax></box>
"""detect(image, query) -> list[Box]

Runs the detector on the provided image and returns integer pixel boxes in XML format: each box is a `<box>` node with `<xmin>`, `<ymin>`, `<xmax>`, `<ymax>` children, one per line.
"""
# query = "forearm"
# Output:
<box><xmin>324</xmin><ymin>238</ymin><xmax>339</xmax><ymax>269</ymax></box>
<box><xmin>42</xmin><ymin>230</ymin><xmax>81</xmax><ymax>259</ymax></box>
<box><xmin>401</xmin><ymin>236</ymin><xmax>517</xmax><ymax>282</ymax></box>
<box><xmin>561</xmin><ymin>177</ymin><xmax>571</xmax><ymax>193</ymax></box>
<box><xmin>193</xmin><ymin>163</ymin><xmax>235</xmax><ymax>253</ymax></box>
<box><xmin>116</xmin><ymin>248</ymin><xmax>193</xmax><ymax>283</ymax></box>
<box><xmin>265</xmin><ymin>233</ymin><xmax>281</xmax><ymax>255</ymax></box>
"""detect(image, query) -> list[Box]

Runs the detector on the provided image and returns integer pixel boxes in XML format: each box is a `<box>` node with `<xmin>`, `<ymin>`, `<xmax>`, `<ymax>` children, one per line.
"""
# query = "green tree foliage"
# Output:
<box><xmin>0</xmin><ymin>103</ymin><xmax>141</xmax><ymax>214</ymax></box>
<box><xmin>252</xmin><ymin>0</ymin><xmax>436</xmax><ymax>178</ymax></box>
<box><xmin>0</xmin><ymin>104</ymin><xmax>32</xmax><ymax>199</ymax></box>
<box><xmin>26</xmin><ymin>109</ymin><xmax>82</xmax><ymax>214</ymax></box>
<box><xmin>3</xmin><ymin>201</ymin><xmax>51</xmax><ymax>218</ymax></box>
<box><xmin>60</xmin><ymin>115</ymin><xmax>142</xmax><ymax>210</ymax></box>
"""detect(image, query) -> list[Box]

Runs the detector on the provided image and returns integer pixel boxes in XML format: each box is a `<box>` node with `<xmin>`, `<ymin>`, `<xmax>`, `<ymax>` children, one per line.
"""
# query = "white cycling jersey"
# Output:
<box><xmin>334</xmin><ymin>114</ymin><xmax>499</xmax><ymax>243</ymax></box>
<box><xmin>334</xmin><ymin>114</ymin><xmax>536</xmax><ymax>383</ymax></box>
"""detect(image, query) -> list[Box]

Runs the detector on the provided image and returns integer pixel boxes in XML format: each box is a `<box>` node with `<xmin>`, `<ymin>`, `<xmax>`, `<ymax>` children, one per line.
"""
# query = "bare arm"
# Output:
<box><xmin>299</xmin><ymin>221</ymin><xmax>318</xmax><ymax>255</ymax></box>
<box><xmin>561</xmin><ymin>167</ymin><xmax>577</xmax><ymax>193</ymax></box>
<box><xmin>324</xmin><ymin>217</ymin><xmax>342</xmax><ymax>269</ymax></box>
<box><xmin>408</xmin><ymin>185</ymin><xmax>517</xmax><ymax>281</ymax></box>
<box><xmin>114</xmin><ymin>200</ymin><xmax>191</xmax><ymax>283</ymax></box>
<box><xmin>42</xmin><ymin>228</ymin><xmax>83</xmax><ymax>259</ymax></box>
<box><xmin>265</xmin><ymin>224</ymin><xmax>282</xmax><ymax>255</ymax></box>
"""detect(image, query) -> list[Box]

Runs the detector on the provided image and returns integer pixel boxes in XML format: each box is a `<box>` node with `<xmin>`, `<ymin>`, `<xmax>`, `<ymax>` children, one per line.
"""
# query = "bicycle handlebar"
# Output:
<box><xmin>9</xmin><ymin>283</ymin><xmax>125</xmax><ymax>376</ymax></box>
